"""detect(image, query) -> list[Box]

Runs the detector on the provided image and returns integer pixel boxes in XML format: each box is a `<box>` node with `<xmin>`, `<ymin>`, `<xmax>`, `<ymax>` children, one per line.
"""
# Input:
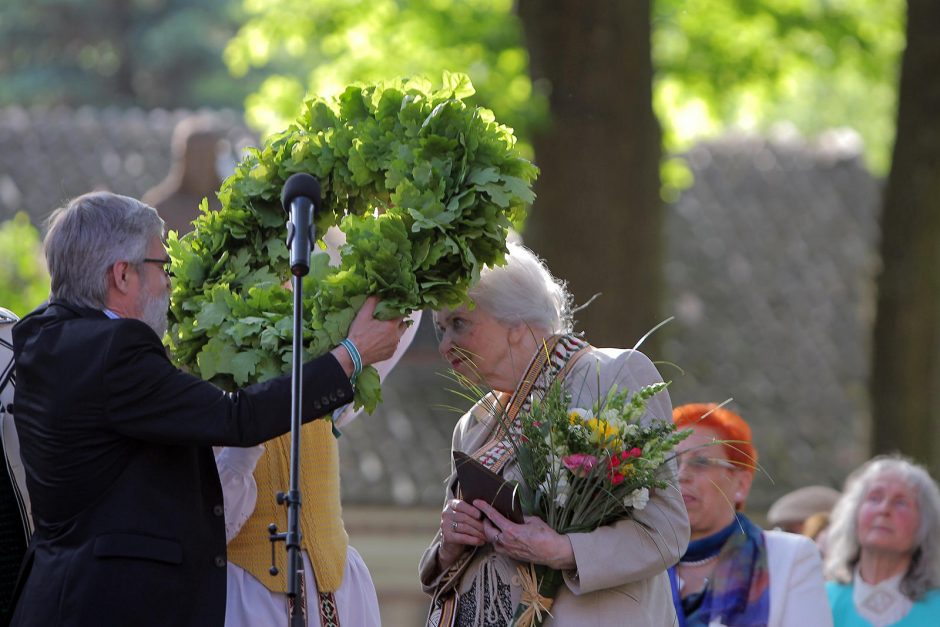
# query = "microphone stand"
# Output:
<box><xmin>269</xmin><ymin>180</ymin><xmax>317</xmax><ymax>627</ymax></box>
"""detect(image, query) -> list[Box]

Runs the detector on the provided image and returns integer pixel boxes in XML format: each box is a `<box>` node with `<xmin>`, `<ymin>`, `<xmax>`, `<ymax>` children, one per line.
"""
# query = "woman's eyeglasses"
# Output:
<box><xmin>676</xmin><ymin>453</ymin><xmax>737</xmax><ymax>472</ymax></box>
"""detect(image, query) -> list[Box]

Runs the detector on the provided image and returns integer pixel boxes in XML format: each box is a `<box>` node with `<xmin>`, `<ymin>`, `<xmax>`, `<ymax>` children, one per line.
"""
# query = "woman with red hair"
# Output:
<box><xmin>669</xmin><ymin>403</ymin><xmax>832</xmax><ymax>626</ymax></box>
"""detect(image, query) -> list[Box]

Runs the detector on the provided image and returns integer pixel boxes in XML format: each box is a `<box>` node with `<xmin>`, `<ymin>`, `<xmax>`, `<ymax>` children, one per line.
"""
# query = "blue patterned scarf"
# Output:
<box><xmin>669</xmin><ymin>514</ymin><xmax>771</xmax><ymax>627</ymax></box>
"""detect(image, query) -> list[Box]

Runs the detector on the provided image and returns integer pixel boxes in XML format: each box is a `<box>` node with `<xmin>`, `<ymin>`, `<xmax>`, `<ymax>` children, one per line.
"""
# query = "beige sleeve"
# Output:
<box><xmin>562</xmin><ymin>348</ymin><xmax>690</xmax><ymax>594</ymax></box>
<box><xmin>418</xmin><ymin>408</ymin><xmax>477</xmax><ymax>593</ymax></box>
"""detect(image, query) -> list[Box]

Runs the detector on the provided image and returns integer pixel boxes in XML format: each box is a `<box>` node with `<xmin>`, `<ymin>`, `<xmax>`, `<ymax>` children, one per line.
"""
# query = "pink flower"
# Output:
<box><xmin>562</xmin><ymin>453</ymin><xmax>598</xmax><ymax>477</ymax></box>
<box><xmin>609</xmin><ymin>472</ymin><xmax>625</xmax><ymax>486</ymax></box>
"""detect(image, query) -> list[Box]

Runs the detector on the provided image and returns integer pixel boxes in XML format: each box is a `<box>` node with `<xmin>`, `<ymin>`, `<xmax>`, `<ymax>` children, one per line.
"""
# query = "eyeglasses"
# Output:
<box><xmin>676</xmin><ymin>453</ymin><xmax>737</xmax><ymax>473</ymax></box>
<box><xmin>141</xmin><ymin>257</ymin><xmax>172</xmax><ymax>275</ymax></box>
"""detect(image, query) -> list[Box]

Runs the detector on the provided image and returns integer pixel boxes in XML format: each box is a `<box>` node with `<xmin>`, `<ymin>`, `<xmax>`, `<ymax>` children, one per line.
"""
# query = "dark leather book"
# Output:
<box><xmin>453</xmin><ymin>451</ymin><xmax>524</xmax><ymax>524</ymax></box>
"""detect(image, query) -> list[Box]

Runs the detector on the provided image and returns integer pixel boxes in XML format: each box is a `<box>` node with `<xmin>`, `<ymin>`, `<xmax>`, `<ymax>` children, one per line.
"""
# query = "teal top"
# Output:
<box><xmin>827</xmin><ymin>582</ymin><xmax>940</xmax><ymax>626</ymax></box>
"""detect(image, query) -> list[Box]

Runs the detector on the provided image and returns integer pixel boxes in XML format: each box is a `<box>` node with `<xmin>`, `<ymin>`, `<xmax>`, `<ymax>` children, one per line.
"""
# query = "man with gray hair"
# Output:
<box><xmin>8</xmin><ymin>191</ymin><xmax>405</xmax><ymax>626</ymax></box>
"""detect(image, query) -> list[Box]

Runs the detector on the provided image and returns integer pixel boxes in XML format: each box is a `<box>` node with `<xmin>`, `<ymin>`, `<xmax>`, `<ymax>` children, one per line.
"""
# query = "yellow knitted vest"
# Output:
<box><xmin>228</xmin><ymin>419</ymin><xmax>347</xmax><ymax>592</ymax></box>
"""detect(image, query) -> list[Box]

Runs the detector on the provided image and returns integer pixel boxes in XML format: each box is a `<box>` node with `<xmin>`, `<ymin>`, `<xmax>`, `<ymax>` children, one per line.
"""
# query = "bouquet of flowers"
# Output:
<box><xmin>503</xmin><ymin>379</ymin><xmax>690</xmax><ymax>627</ymax></box>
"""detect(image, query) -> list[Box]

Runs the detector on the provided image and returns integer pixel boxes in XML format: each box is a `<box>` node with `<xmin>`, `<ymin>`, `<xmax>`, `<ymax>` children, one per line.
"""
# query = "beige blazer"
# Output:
<box><xmin>419</xmin><ymin>347</ymin><xmax>691</xmax><ymax>626</ymax></box>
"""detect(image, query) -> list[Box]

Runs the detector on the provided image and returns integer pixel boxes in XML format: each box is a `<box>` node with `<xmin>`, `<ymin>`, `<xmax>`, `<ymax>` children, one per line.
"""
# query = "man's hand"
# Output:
<box><xmin>339</xmin><ymin>296</ymin><xmax>407</xmax><ymax>369</ymax></box>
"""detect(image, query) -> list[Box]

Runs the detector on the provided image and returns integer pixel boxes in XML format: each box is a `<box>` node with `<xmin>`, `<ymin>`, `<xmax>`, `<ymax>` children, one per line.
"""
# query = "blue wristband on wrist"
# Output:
<box><xmin>339</xmin><ymin>338</ymin><xmax>362</xmax><ymax>382</ymax></box>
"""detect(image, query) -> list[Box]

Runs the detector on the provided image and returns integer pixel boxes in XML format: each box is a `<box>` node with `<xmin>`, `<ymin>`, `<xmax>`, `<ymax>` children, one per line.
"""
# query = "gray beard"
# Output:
<box><xmin>139</xmin><ymin>290</ymin><xmax>169</xmax><ymax>338</ymax></box>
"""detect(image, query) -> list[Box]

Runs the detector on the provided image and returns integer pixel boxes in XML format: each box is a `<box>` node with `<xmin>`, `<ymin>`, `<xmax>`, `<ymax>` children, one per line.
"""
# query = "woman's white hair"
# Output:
<box><xmin>44</xmin><ymin>192</ymin><xmax>165</xmax><ymax>309</ymax></box>
<box><xmin>824</xmin><ymin>454</ymin><xmax>940</xmax><ymax>600</ymax></box>
<box><xmin>468</xmin><ymin>242</ymin><xmax>572</xmax><ymax>334</ymax></box>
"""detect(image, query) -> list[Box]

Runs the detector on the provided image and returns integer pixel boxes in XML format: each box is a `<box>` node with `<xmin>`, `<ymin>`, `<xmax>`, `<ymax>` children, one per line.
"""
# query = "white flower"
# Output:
<box><xmin>621</xmin><ymin>423</ymin><xmax>639</xmax><ymax>437</ymax></box>
<box><xmin>538</xmin><ymin>476</ymin><xmax>551</xmax><ymax>493</ymax></box>
<box><xmin>599</xmin><ymin>408</ymin><xmax>619</xmax><ymax>423</ymax></box>
<box><xmin>554</xmin><ymin>473</ymin><xmax>571</xmax><ymax>507</ymax></box>
<box><xmin>623</xmin><ymin>487</ymin><xmax>649</xmax><ymax>511</ymax></box>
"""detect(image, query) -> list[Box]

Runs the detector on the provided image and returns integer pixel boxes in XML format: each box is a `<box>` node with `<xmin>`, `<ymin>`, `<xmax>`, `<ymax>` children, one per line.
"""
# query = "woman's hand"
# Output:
<box><xmin>437</xmin><ymin>498</ymin><xmax>487</xmax><ymax>570</ymax></box>
<box><xmin>474</xmin><ymin>500</ymin><xmax>576</xmax><ymax>571</ymax></box>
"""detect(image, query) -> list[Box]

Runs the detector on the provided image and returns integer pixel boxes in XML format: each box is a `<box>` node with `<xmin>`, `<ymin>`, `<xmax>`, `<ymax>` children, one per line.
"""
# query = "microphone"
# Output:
<box><xmin>280</xmin><ymin>173</ymin><xmax>321</xmax><ymax>276</ymax></box>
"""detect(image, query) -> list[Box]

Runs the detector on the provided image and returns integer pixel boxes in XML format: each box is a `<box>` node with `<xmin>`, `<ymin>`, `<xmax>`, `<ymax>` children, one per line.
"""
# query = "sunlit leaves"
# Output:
<box><xmin>0</xmin><ymin>213</ymin><xmax>49</xmax><ymax>317</ymax></box>
<box><xmin>653</xmin><ymin>0</ymin><xmax>905</xmax><ymax>174</ymax></box>
<box><xmin>223</xmin><ymin>0</ymin><xmax>546</xmax><ymax>155</ymax></box>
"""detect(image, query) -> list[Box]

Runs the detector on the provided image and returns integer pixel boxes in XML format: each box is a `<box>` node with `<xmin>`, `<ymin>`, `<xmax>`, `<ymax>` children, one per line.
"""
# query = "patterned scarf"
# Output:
<box><xmin>669</xmin><ymin>514</ymin><xmax>771</xmax><ymax>627</ymax></box>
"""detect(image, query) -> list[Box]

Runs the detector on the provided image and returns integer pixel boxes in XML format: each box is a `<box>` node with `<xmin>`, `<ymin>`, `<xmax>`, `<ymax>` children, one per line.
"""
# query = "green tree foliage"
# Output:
<box><xmin>227</xmin><ymin>0</ymin><xmax>904</xmax><ymax>175</ymax></box>
<box><xmin>0</xmin><ymin>213</ymin><xmax>49</xmax><ymax>317</ymax></box>
<box><xmin>0</xmin><ymin>0</ymin><xmax>258</xmax><ymax>108</ymax></box>
<box><xmin>653</xmin><ymin>0</ymin><xmax>905</xmax><ymax>174</ymax></box>
<box><xmin>223</xmin><ymin>0</ymin><xmax>546</xmax><ymax>148</ymax></box>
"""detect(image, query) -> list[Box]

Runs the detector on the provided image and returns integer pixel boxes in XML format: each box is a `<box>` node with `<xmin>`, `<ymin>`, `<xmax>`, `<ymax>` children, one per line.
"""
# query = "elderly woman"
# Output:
<box><xmin>669</xmin><ymin>403</ymin><xmax>832</xmax><ymax>627</ymax></box>
<box><xmin>419</xmin><ymin>243</ymin><xmax>690</xmax><ymax>626</ymax></box>
<box><xmin>824</xmin><ymin>455</ymin><xmax>940</xmax><ymax>626</ymax></box>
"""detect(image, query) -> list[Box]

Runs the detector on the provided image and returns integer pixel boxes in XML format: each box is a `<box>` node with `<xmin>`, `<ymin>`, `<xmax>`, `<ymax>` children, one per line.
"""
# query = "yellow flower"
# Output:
<box><xmin>568</xmin><ymin>407</ymin><xmax>592</xmax><ymax>425</ymax></box>
<box><xmin>586</xmin><ymin>418</ymin><xmax>618</xmax><ymax>445</ymax></box>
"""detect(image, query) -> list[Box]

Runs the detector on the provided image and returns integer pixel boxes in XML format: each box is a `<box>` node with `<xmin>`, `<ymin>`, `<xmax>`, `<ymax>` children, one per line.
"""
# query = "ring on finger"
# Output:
<box><xmin>452</xmin><ymin>521</ymin><xmax>458</xmax><ymax>532</ymax></box>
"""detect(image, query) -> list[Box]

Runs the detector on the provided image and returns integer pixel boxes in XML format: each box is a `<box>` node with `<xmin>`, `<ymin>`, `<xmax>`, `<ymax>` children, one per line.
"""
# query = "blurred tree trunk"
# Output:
<box><xmin>517</xmin><ymin>1</ymin><xmax>663</xmax><ymax>350</ymax></box>
<box><xmin>871</xmin><ymin>0</ymin><xmax>940</xmax><ymax>477</ymax></box>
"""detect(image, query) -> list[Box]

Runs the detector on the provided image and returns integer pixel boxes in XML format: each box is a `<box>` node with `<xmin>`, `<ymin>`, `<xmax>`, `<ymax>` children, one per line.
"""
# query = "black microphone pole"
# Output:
<box><xmin>269</xmin><ymin>172</ymin><xmax>320</xmax><ymax>627</ymax></box>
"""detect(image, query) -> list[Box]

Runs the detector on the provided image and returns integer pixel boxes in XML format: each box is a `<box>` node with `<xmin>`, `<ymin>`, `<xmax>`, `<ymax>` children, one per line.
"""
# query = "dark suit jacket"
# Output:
<box><xmin>9</xmin><ymin>301</ymin><xmax>354</xmax><ymax>626</ymax></box>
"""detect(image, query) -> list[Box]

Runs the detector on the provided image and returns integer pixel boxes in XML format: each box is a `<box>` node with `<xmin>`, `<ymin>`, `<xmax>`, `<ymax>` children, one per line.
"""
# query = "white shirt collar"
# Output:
<box><xmin>853</xmin><ymin>565</ymin><xmax>913</xmax><ymax>627</ymax></box>
<box><xmin>102</xmin><ymin>308</ymin><xmax>120</xmax><ymax>319</ymax></box>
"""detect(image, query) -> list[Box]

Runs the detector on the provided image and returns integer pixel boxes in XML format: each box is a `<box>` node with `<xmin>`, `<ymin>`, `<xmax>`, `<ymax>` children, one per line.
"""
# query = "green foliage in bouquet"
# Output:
<box><xmin>514</xmin><ymin>380</ymin><xmax>690</xmax><ymax>533</ymax></box>
<box><xmin>167</xmin><ymin>73</ymin><xmax>537</xmax><ymax>412</ymax></box>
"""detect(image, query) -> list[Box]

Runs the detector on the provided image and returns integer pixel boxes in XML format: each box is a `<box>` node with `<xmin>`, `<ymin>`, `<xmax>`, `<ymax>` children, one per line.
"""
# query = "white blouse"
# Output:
<box><xmin>853</xmin><ymin>567</ymin><xmax>913</xmax><ymax>627</ymax></box>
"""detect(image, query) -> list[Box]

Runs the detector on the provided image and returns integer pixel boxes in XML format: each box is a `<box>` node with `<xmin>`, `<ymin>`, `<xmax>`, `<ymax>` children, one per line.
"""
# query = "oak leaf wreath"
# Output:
<box><xmin>167</xmin><ymin>74</ymin><xmax>538</xmax><ymax>413</ymax></box>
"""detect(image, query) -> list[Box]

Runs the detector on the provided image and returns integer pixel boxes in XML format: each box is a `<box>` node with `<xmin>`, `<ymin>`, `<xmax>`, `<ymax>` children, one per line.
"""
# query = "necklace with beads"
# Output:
<box><xmin>679</xmin><ymin>553</ymin><xmax>719</xmax><ymax>568</ymax></box>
